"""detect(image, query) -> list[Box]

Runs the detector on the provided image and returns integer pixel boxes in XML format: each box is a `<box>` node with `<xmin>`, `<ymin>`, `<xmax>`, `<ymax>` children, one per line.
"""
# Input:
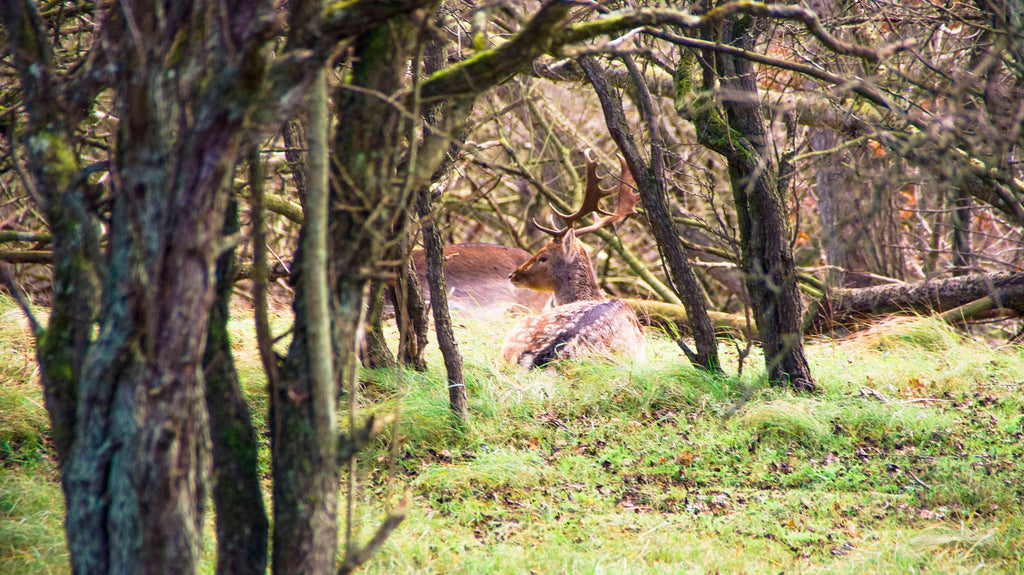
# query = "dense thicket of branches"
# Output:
<box><xmin>2</xmin><ymin>0</ymin><xmax>1023</xmax><ymax>573</ymax></box>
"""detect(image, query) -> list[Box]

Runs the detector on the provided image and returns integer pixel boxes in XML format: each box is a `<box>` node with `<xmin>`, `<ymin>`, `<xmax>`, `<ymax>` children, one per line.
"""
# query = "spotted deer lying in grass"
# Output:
<box><xmin>500</xmin><ymin>149</ymin><xmax>645</xmax><ymax>368</ymax></box>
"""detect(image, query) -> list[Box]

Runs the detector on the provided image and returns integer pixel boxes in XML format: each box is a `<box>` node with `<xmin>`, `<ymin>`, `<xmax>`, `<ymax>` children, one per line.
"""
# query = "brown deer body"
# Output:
<box><xmin>500</xmin><ymin>150</ymin><xmax>645</xmax><ymax>368</ymax></box>
<box><xmin>411</xmin><ymin>244</ymin><xmax>551</xmax><ymax>316</ymax></box>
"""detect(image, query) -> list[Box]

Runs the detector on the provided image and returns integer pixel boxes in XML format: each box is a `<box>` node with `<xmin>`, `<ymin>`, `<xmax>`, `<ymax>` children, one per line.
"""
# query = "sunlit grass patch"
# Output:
<box><xmin>0</xmin><ymin>302</ymin><xmax>49</xmax><ymax>469</ymax></box>
<box><xmin>413</xmin><ymin>448</ymin><xmax>553</xmax><ymax>496</ymax></box>
<box><xmin>826</xmin><ymin>519</ymin><xmax>1024</xmax><ymax>574</ymax></box>
<box><xmin>0</xmin><ymin>306</ymin><xmax>38</xmax><ymax>387</ymax></box>
<box><xmin>0</xmin><ymin>466</ymin><xmax>66</xmax><ymax>575</ymax></box>
<box><xmin>849</xmin><ymin>316</ymin><xmax>966</xmax><ymax>352</ymax></box>
<box><xmin>0</xmin><ymin>389</ymin><xmax>50</xmax><ymax>469</ymax></box>
<box><xmin>812</xmin><ymin>316</ymin><xmax>1024</xmax><ymax>398</ymax></box>
<box><xmin>738</xmin><ymin>398</ymin><xmax>835</xmax><ymax>449</ymax></box>
<box><xmin>2</xmin><ymin>293</ymin><xmax>1023</xmax><ymax>574</ymax></box>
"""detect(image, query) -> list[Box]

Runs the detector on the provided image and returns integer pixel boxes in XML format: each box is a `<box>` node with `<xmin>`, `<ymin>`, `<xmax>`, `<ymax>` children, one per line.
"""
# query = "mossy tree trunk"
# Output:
<box><xmin>273</xmin><ymin>19</ymin><xmax>421</xmax><ymax>573</ymax></box>
<box><xmin>203</xmin><ymin>198</ymin><xmax>269</xmax><ymax>575</ymax></box>
<box><xmin>270</xmin><ymin>0</ymin><xmax>340</xmax><ymax>572</ymax></box>
<box><xmin>364</xmin><ymin>279</ymin><xmax>398</xmax><ymax>368</ymax></box>
<box><xmin>417</xmin><ymin>25</ymin><xmax>469</xmax><ymax>421</ymax></box>
<box><xmin>2</xmin><ymin>0</ymin><xmax>279</xmax><ymax>571</ymax></box>
<box><xmin>1</xmin><ymin>0</ymin><xmax>395</xmax><ymax>570</ymax></box>
<box><xmin>580</xmin><ymin>54</ymin><xmax>722</xmax><ymax>374</ymax></box>
<box><xmin>676</xmin><ymin>16</ymin><xmax>816</xmax><ymax>391</ymax></box>
<box><xmin>417</xmin><ymin>186</ymin><xmax>468</xmax><ymax>420</ymax></box>
<box><xmin>1</xmin><ymin>1</ymin><xmax>610</xmax><ymax>572</ymax></box>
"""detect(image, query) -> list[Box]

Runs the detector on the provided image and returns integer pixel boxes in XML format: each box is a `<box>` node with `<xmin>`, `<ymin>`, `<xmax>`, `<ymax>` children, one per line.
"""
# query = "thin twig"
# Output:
<box><xmin>336</xmin><ymin>493</ymin><xmax>410</xmax><ymax>575</ymax></box>
<box><xmin>0</xmin><ymin>263</ymin><xmax>43</xmax><ymax>339</ymax></box>
<box><xmin>907</xmin><ymin>468</ymin><xmax>931</xmax><ymax>488</ymax></box>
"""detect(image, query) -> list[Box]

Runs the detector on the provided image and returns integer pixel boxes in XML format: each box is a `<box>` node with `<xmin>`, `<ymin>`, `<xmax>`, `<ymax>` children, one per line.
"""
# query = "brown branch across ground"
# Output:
<box><xmin>811</xmin><ymin>271</ymin><xmax>1024</xmax><ymax>331</ymax></box>
<box><xmin>636</xmin><ymin>271</ymin><xmax>1024</xmax><ymax>341</ymax></box>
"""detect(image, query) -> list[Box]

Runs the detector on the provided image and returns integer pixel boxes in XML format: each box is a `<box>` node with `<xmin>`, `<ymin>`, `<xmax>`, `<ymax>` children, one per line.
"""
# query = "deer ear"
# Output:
<box><xmin>560</xmin><ymin>231</ymin><xmax>578</xmax><ymax>255</ymax></box>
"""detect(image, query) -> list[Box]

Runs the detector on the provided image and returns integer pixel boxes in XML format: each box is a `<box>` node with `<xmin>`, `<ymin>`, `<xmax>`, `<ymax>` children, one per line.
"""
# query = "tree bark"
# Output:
<box><xmin>417</xmin><ymin>188</ymin><xmax>468</xmax><ymax>421</ymax></box>
<box><xmin>397</xmin><ymin>255</ymin><xmax>430</xmax><ymax>371</ymax></box>
<box><xmin>271</xmin><ymin>2</ymin><xmax>340</xmax><ymax>572</ymax></box>
<box><xmin>580</xmin><ymin>54</ymin><xmax>722</xmax><ymax>374</ymax></box>
<box><xmin>364</xmin><ymin>279</ymin><xmax>397</xmax><ymax>368</ymax></box>
<box><xmin>417</xmin><ymin>19</ymin><xmax>468</xmax><ymax>420</ymax></box>
<box><xmin>810</xmin><ymin>271</ymin><xmax>1024</xmax><ymax>329</ymax></box>
<box><xmin>4</xmin><ymin>1</ymin><xmax>550</xmax><ymax>573</ymax></box>
<box><xmin>677</xmin><ymin>17</ymin><xmax>815</xmax><ymax>390</ymax></box>
<box><xmin>951</xmin><ymin>189</ymin><xmax>974</xmax><ymax>275</ymax></box>
<box><xmin>203</xmin><ymin>197</ymin><xmax>269</xmax><ymax>575</ymax></box>
<box><xmin>6</xmin><ymin>0</ymin><xmax>266</xmax><ymax>568</ymax></box>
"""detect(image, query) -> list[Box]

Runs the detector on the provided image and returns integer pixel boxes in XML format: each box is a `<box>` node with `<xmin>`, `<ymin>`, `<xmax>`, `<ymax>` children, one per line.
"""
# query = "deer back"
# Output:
<box><xmin>411</xmin><ymin>243</ymin><xmax>551</xmax><ymax>315</ymax></box>
<box><xmin>500</xmin><ymin>298</ymin><xmax>644</xmax><ymax>368</ymax></box>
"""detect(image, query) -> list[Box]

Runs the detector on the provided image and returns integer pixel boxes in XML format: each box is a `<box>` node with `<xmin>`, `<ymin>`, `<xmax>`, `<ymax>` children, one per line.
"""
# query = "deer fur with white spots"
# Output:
<box><xmin>500</xmin><ymin>149</ymin><xmax>645</xmax><ymax>368</ymax></box>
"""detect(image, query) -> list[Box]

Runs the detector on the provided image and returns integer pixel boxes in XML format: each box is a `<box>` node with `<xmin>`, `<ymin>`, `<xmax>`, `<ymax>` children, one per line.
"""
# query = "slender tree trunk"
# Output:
<box><xmin>580</xmin><ymin>54</ymin><xmax>722</xmax><ymax>373</ymax></box>
<box><xmin>364</xmin><ymin>279</ymin><xmax>397</xmax><ymax>368</ymax></box>
<box><xmin>282</xmin><ymin>120</ymin><xmax>309</xmax><ymax>205</ymax></box>
<box><xmin>417</xmin><ymin>188</ymin><xmax>468</xmax><ymax>420</ymax></box>
<box><xmin>812</xmin><ymin>128</ymin><xmax>848</xmax><ymax>286</ymax></box>
<box><xmin>203</xmin><ymin>197</ymin><xmax>269</xmax><ymax>575</ymax></box>
<box><xmin>272</xmin><ymin>43</ymin><xmax>340</xmax><ymax>575</ymax></box>
<box><xmin>416</xmin><ymin>21</ymin><xmax>467</xmax><ymax>419</ymax></box>
<box><xmin>398</xmin><ymin>254</ymin><xmax>430</xmax><ymax>371</ymax></box>
<box><xmin>273</xmin><ymin>280</ymin><xmax>344</xmax><ymax>575</ymax></box>
<box><xmin>677</xmin><ymin>17</ymin><xmax>815</xmax><ymax>390</ymax></box>
<box><xmin>951</xmin><ymin>189</ymin><xmax>973</xmax><ymax>275</ymax></box>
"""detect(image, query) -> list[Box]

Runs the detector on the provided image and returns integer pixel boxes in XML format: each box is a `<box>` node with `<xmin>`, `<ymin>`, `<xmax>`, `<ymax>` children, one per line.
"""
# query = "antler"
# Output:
<box><xmin>573</xmin><ymin>154</ymin><xmax>640</xmax><ymax>236</ymax></box>
<box><xmin>533</xmin><ymin>149</ymin><xmax>640</xmax><ymax>238</ymax></box>
<box><xmin>533</xmin><ymin>148</ymin><xmax>612</xmax><ymax>237</ymax></box>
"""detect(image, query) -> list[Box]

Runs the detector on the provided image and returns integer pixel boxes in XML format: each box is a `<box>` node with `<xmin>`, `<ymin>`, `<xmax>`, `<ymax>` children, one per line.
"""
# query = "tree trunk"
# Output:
<box><xmin>951</xmin><ymin>189</ymin><xmax>973</xmax><ymax>275</ymax></box>
<box><xmin>397</xmin><ymin>255</ymin><xmax>430</xmax><ymax>371</ymax></box>
<box><xmin>677</xmin><ymin>17</ymin><xmax>815</xmax><ymax>390</ymax></box>
<box><xmin>417</xmin><ymin>20</ymin><xmax>468</xmax><ymax>420</ymax></box>
<box><xmin>272</xmin><ymin>275</ymin><xmax>344</xmax><ymax>575</ymax></box>
<box><xmin>203</xmin><ymin>198</ymin><xmax>269</xmax><ymax>575</ymax></box>
<box><xmin>364</xmin><ymin>279</ymin><xmax>397</xmax><ymax>368</ymax></box>
<box><xmin>810</xmin><ymin>271</ymin><xmax>1024</xmax><ymax>329</ymax></box>
<box><xmin>2</xmin><ymin>1</ymin><xmax>482</xmax><ymax>573</ymax></box>
<box><xmin>580</xmin><ymin>54</ymin><xmax>723</xmax><ymax>374</ymax></box>
<box><xmin>417</xmin><ymin>188</ymin><xmax>468</xmax><ymax>421</ymax></box>
<box><xmin>272</xmin><ymin>23</ymin><xmax>340</xmax><ymax>573</ymax></box>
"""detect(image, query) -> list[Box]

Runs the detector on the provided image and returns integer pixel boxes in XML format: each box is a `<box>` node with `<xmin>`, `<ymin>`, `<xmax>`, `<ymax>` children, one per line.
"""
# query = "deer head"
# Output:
<box><xmin>509</xmin><ymin>149</ymin><xmax>640</xmax><ymax>306</ymax></box>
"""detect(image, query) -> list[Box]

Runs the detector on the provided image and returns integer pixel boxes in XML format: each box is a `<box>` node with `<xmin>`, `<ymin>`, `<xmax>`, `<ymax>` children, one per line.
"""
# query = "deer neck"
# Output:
<box><xmin>553</xmin><ymin>261</ymin><xmax>604</xmax><ymax>306</ymax></box>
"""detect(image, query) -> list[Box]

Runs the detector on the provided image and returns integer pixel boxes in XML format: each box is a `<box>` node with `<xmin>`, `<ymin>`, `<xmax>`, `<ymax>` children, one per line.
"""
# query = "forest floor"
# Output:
<box><xmin>1</xmin><ymin>293</ymin><xmax>1023</xmax><ymax>574</ymax></box>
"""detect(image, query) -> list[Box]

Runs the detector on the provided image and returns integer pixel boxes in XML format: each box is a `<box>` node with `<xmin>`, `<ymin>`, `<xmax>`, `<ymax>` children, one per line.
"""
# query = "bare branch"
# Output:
<box><xmin>0</xmin><ymin>263</ymin><xmax>43</xmax><ymax>339</ymax></box>
<box><xmin>419</xmin><ymin>1</ymin><xmax>573</xmax><ymax>101</ymax></box>
<box><xmin>0</xmin><ymin>251</ymin><xmax>51</xmax><ymax>264</ymax></box>
<box><xmin>336</xmin><ymin>492</ymin><xmax>410</xmax><ymax>575</ymax></box>
<box><xmin>560</xmin><ymin>3</ymin><xmax>910</xmax><ymax>63</ymax></box>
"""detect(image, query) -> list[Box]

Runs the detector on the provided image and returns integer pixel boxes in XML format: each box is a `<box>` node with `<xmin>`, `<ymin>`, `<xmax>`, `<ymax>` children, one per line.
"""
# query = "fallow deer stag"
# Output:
<box><xmin>500</xmin><ymin>149</ymin><xmax>645</xmax><ymax>368</ymax></box>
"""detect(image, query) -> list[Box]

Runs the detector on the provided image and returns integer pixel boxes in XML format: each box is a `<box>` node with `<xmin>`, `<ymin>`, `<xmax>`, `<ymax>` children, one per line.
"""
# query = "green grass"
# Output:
<box><xmin>1</xmin><ymin>294</ymin><xmax>1022</xmax><ymax>574</ymax></box>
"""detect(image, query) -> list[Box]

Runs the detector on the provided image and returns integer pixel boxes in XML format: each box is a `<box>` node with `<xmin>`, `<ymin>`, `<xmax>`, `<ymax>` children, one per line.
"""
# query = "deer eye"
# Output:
<box><xmin>538</xmin><ymin>256</ymin><xmax>548</xmax><ymax>263</ymax></box>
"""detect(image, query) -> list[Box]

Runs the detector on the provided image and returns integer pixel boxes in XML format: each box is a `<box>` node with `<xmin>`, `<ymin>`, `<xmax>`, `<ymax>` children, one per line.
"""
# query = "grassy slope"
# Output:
<box><xmin>1</xmin><ymin>294</ymin><xmax>1022</xmax><ymax>574</ymax></box>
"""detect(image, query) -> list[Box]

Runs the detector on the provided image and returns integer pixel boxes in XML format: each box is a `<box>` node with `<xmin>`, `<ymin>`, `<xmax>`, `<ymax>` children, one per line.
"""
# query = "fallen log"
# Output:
<box><xmin>625</xmin><ymin>271</ymin><xmax>1024</xmax><ymax>342</ymax></box>
<box><xmin>622</xmin><ymin>298</ymin><xmax>754</xmax><ymax>340</ymax></box>
<box><xmin>808</xmin><ymin>271</ymin><xmax>1024</xmax><ymax>331</ymax></box>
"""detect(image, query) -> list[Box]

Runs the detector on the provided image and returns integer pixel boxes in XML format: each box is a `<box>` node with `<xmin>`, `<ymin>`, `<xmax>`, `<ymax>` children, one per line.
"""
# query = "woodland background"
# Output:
<box><xmin>1</xmin><ymin>0</ymin><xmax>1023</xmax><ymax>574</ymax></box>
